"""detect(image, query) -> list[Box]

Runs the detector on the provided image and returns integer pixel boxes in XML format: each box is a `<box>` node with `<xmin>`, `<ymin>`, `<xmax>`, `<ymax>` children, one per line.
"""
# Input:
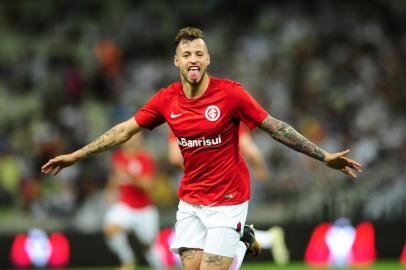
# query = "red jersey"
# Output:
<box><xmin>112</xmin><ymin>149</ymin><xmax>155</xmax><ymax>208</ymax></box>
<box><xmin>135</xmin><ymin>77</ymin><xmax>268</xmax><ymax>206</ymax></box>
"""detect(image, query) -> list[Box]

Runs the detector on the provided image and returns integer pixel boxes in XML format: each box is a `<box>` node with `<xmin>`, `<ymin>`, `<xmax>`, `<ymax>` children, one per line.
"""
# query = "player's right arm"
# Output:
<box><xmin>41</xmin><ymin>117</ymin><xmax>141</xmax><ymax>176</ymax></box>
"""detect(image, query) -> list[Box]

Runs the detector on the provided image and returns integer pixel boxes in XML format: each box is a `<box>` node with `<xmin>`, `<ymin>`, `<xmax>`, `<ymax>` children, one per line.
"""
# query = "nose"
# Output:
<box><xmin>189</xmin><ymin>53</ymin><xmax>198</xmax><ymax>64</ymax></box>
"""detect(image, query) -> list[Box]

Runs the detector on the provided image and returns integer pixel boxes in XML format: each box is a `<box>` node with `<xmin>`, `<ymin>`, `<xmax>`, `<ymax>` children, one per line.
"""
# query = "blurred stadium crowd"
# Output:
<box><xmin>0</xmin><ymin>0</ymin><xmax>405</xmax><ymax>232</ymax></box>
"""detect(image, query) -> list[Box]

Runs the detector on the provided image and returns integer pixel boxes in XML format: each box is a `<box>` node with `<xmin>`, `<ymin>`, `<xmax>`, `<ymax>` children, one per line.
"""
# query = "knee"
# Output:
<box><xmin>200</xmin><ymin>252</ymin><xmax>233</xmax><ymax>270</ymax></box>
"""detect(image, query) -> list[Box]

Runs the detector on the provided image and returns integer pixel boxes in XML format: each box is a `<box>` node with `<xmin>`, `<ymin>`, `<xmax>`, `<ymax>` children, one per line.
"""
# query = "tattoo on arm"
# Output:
<box><xmin>80</xmin><ymin>127</ymin><xmax>119</xmax><ymax>157</ymax></box>
<box><xmin>259</xmin><ymin>115</ymin><xmax>326</xmax><ymax>161</ymax></box>
<box><xmin>203</xmin><ymin>253</ymin><xmax>224</xmax><ymax>266</ymax></box>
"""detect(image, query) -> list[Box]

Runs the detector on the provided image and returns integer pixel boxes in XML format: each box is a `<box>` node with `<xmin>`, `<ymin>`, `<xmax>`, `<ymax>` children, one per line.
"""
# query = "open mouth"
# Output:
<box><xmin>188</xmin><ymin>66</ymin><xmax>200</xmax><ymax>80</ymax></box>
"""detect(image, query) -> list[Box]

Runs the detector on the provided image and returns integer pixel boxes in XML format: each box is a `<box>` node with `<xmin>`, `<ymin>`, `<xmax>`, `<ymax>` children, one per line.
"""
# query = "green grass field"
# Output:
<box><xmin>239</xmin><ymin>261</ymin><xmax>404</xmax><ymax>270</ymax></box>
<box><xmin>70</xmin><ymin>261</ymin><xmax>404</xmax><ymax>270</ymax></box>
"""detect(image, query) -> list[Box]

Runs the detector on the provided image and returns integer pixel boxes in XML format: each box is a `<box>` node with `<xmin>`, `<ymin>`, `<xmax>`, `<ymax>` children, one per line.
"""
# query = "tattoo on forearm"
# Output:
<box><xmin>81</xmin><ymin>127</ymin><xmax>118</xmax><ymax>157</ymax></box>
<box><xmin>259</xmin><ymin>115</ymin><xmax>325</xmax><ymax>161</ymax></box>
<box><xmin>203</xmin><ymin>253</ymin><xmax>224</xmax><ymax>266</ymax></box>
<box><xmin>180</xmin><ymin>249</ymin><xmax>196</xmax><ymax>261</ymax></box>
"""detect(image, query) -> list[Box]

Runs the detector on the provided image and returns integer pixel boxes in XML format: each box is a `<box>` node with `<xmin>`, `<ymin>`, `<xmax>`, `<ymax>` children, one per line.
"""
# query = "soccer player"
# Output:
<box><xmin>103</xmin><ymin>133</ymin><xmax>165</xmax><ymax>270</ymax></box>
<box><xmin>168</xmin><ymin>128</ymin><xmax>290</xmax><ymax>268</ymax></box>
<box><xmin>42</xmin><ymin>27</ymin><xmax>362</xmax><ymax>270</ymax></box>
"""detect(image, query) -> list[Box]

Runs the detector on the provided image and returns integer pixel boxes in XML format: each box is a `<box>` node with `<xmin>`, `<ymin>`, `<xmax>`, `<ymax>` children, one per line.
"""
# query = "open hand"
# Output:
<box><xmin>41</xmin><ymin>154</ymin><xmax>77</xmax><ymax>176</ymax></box>
<box><xmin>324</xmin><ymin>149</ymin><xmax>363</xmax><ymax>178</ymax></box>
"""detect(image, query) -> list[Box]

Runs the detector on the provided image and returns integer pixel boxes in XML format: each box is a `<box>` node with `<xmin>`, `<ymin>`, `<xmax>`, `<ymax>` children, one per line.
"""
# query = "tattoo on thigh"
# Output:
<box><xmin>203</xmin><ymin>253</ymin><xmax>224</xmax><ymax>266</ymax></box>
<box><xmin>180</xmin><ymin>249</ymin><xmax>196</xmax><ymax>261</ymax></box>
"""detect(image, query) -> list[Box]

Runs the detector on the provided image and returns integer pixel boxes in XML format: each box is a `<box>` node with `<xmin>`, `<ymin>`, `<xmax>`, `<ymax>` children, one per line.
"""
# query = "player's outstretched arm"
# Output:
<box><xmin>41</xmin><ymin>118</ymin><xmax>141</xmax><ymax>176</ymax></box>
<box><xmin>259</xmin><ymin>115</ymin><xmax>362</xmax><ymax>178</ymax></box>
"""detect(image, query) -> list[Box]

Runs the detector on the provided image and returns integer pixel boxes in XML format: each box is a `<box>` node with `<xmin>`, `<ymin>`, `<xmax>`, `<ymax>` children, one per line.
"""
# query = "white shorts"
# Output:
<box><xmin>170</xmin><ymin>200</ymin><xmax>249</xmax><ymax>257</ymax></box>
<box><xmin>104</xmin><ymin>202</ymin><xmax>159</xmax><ymax>245</ymax></box>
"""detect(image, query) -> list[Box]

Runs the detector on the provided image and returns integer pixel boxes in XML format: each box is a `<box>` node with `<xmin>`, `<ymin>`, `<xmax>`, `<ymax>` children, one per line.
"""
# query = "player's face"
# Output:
<box><xmin>174</xmin><ymin>38</ymin><xmax>210</xmax><ymax>85</ymax></box>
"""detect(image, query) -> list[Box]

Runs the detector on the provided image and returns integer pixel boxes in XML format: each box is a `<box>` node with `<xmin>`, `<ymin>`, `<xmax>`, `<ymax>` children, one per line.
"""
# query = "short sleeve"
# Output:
<box><xmin>230</xmin><ymin>83</ymin><xmax>268</xmax><ymax>130</ymax></box>
<box><xmin>134</xmin><ymin>90</ymin><xmax>166</xmax><ymax>130</ymax></box>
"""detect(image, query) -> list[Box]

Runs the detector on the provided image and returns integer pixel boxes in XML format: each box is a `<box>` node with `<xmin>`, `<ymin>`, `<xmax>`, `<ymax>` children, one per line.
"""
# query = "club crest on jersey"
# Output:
<box><xmin>204</xmin><ymin>105</ymin><xmax>221</xmax><ymax>121</ymax></box>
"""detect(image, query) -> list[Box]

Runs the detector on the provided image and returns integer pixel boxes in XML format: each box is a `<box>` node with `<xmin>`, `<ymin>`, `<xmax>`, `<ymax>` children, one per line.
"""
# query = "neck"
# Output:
<box><xmin>182</xmin><ymin>73</ymin><xmax>210</xmax><ymax>99</ymax></box>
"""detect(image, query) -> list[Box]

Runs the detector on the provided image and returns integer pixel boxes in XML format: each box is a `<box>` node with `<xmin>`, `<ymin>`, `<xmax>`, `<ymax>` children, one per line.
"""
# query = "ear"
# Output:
<box><xmin>174</xmin><ymin>55</ymin><xmax>178</xmax><ymax>67</ymax></box>
<box><xmin>207</xmin><ymin>53</ymin><xmax>211</xmax><ymax>66</ymax></box>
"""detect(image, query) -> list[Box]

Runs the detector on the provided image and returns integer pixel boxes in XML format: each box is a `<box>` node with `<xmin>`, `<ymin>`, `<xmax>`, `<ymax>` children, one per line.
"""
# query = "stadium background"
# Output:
<box><xmin>0</xmin><ymin>0</ymin><xmax>405</xmax><ymax>268</ymax></box>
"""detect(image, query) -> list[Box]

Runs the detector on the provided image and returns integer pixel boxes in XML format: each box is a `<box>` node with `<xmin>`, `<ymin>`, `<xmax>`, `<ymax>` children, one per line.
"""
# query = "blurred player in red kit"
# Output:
<box><xmin>42</xmin><ymin>27</ymin><xmax>362</xmax><ymax>270</ymax></box>
<box><xmin>103</xmin><ymin>133</ymin><xmax>165</xmax><ymax>270</ymax></box>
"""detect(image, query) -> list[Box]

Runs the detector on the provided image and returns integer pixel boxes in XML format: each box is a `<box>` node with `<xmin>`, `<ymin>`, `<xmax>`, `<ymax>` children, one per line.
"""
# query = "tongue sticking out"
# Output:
<box><xmin>188</xmin><ymin>69</ymin><xmax>199</xmax><ymax>80</ymax></box>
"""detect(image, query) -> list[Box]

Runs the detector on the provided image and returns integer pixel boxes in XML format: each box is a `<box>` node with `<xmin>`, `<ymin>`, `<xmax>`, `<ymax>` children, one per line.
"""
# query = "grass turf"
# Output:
<box><xmin>69</xmin><ymin>260</ymin><xmax>404</xmax><ymax>270</ymax></box>
<box><xmin>240</xmin><ymin>261</ymin><xmax>403</xmax><ymax>270</ymax></box>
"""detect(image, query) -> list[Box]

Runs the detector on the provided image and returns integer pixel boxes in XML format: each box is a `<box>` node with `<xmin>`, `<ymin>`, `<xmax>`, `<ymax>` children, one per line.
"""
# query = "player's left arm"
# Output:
<box><xmin>259</xmin><ymin>115</ymin><xmax>363</xmax><ymax>178</ymax></box>
<box><xmin>240</xmin><ymin>132</ymin><xmax>269</xmax><ymax>181</ymax></box>
<box><xmin>168</xmin><ymin>138</ymin><xmax>184</xmax><ymax>169</ymax></box>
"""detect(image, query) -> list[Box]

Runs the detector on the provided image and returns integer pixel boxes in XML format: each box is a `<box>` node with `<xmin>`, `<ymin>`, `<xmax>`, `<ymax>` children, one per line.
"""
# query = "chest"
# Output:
<box><xmin>165</xmin><ymin>94</ymin><xmax>234</xmax><ymax>138</ymax></box>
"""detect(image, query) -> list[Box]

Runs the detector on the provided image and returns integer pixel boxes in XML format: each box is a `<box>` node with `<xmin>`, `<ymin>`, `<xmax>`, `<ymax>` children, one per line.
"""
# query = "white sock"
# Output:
<box><xmin>105</xmin><ymin>232</ymin><xmax>134</xmax><ymax>265</ymax></box>
<box><xmin>255</xmin><ymin>229</ymin><xmax>273</xmax><ymax>249</ymax></box>
<box><xmin>229</xmin><ymin>241</ymin><xmax>247</xmax><ymax>270</ymax></box>
<box><xmin>145</xmin><ymin>246</ymin><xmax>166</xmax><ymax>270</ymax></box>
